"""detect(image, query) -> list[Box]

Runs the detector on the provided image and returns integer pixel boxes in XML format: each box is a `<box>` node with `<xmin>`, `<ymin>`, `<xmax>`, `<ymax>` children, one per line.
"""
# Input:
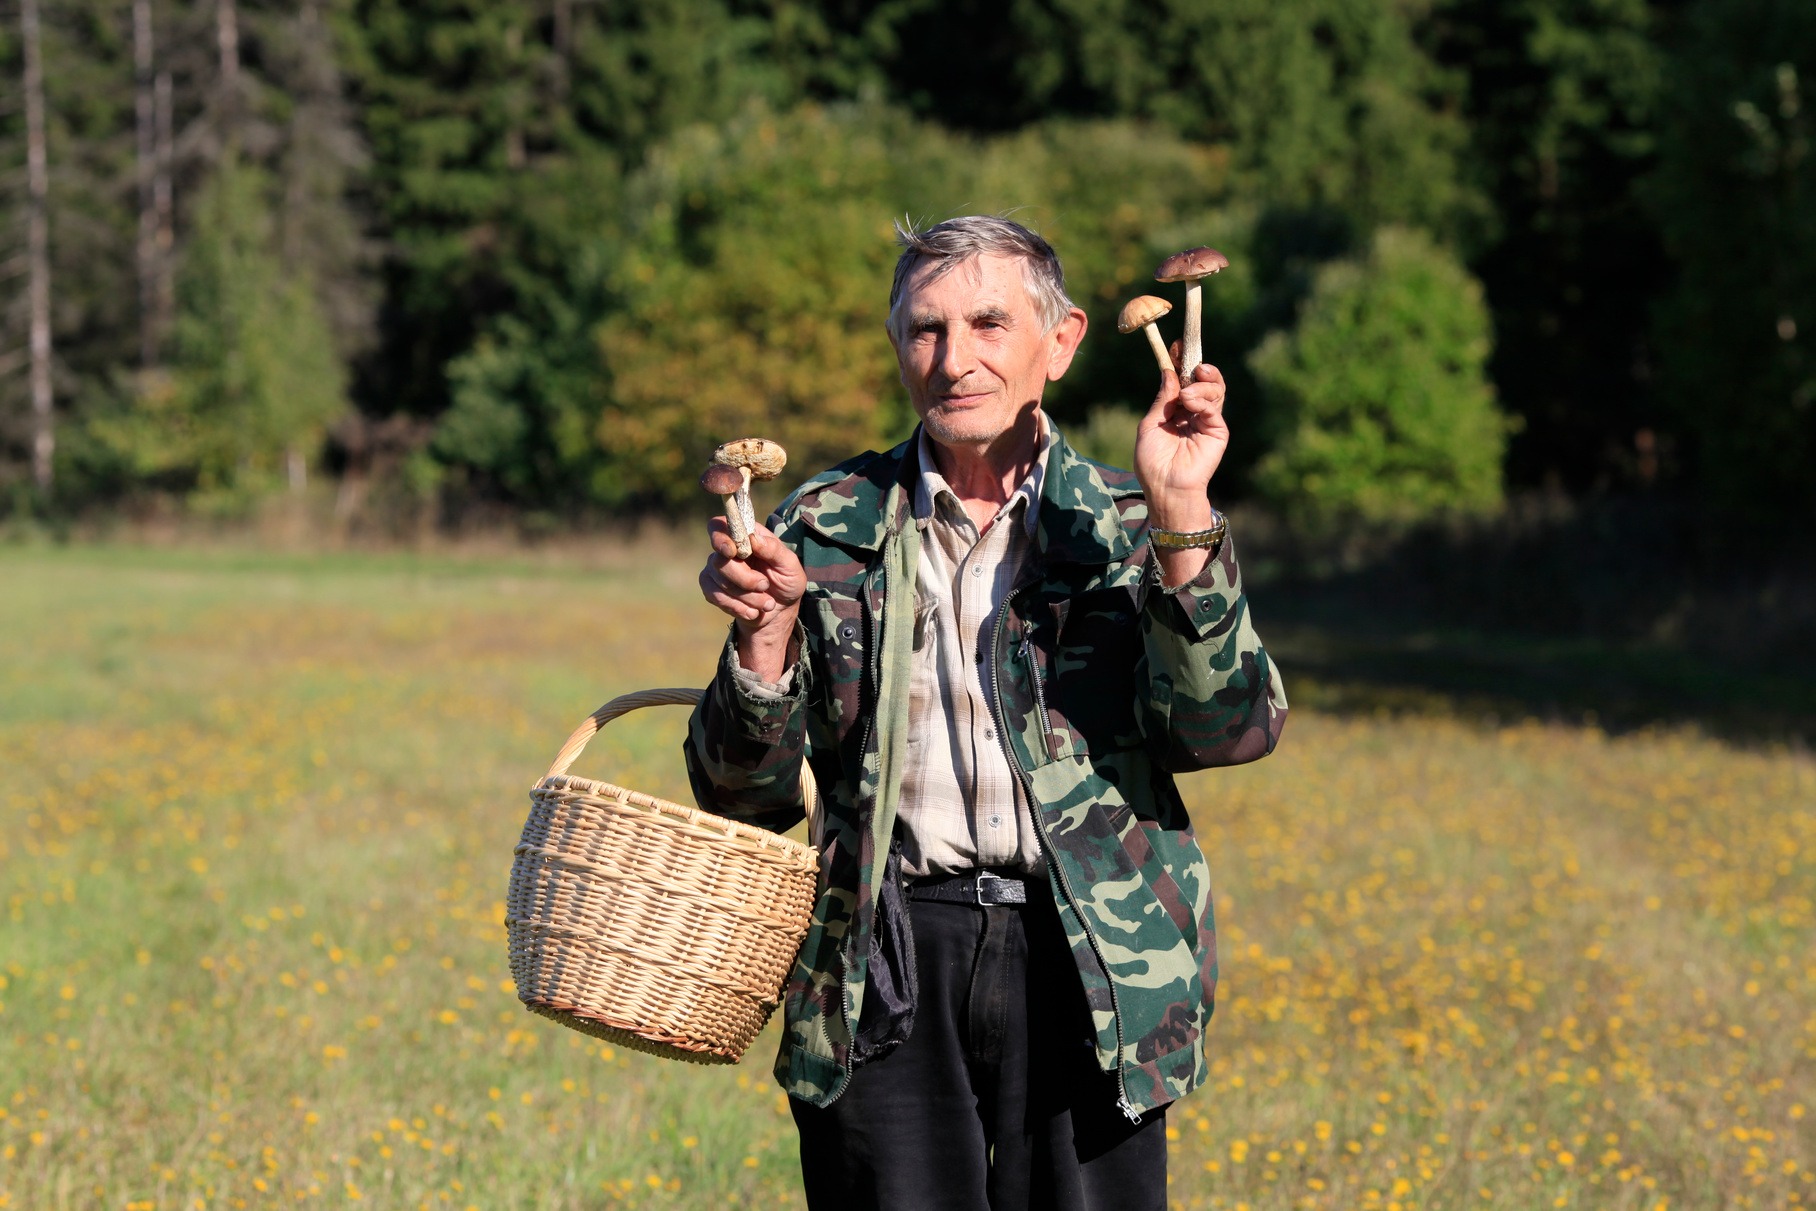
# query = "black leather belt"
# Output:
<box><xmin>908</xmin><ymin>869</ymin><xmax>1035</xmax><ymax>906</ymax></box>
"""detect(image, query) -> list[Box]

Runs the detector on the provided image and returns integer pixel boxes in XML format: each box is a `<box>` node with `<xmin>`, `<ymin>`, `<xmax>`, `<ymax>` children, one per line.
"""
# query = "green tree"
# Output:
<box><xmin>437</xmin><ymin>102</ymin><xmax>1245</xmax><ymax>508</ymax></box>
<box><xmin>431</xmin><ymin>152</ymin><xmax>624</xmax><ymax>509</ymax></box>
<box><xmin>844</xmin><ymin>0</ymin><xmax>1482</xmax><ymax>239</ymax></box>
<box><xmin>342</xmin><ymin>0</ymin><xmax>795</xmax><ymax>420</ymax></box>
<box><xmin>1252</xmin><ymin>226</ymin><xmax>1508</xmax><ymax>532</ymax></box>
<box><xmin>575</xmin><ymin>104</ymin><xmax>938</xmax><ymax>507</ymax></box>
<box><xmin>98</xmin><ymin>161</ymin><xmax>346</xmax><ymax>506</ymax></box>
<box><xmin>1648</xmin><ymin>0</ymin><xmax>1815</xmax><ymax>524</ymax></box>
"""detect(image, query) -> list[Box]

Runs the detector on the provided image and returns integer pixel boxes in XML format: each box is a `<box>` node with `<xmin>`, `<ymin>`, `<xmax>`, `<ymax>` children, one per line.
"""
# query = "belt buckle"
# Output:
<box><xmin>975</xmin><ymin>870</ymin><xmax>1003</xmax><ymax>905</ymax></box>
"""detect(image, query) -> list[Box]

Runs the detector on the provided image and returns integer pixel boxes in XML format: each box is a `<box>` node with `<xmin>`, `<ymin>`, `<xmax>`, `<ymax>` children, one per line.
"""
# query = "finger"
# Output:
<box><xmin>707</xmin><ymin>517</ymin><xmax>742</xmax><ymax>561</ymax></box>
<box><xmin>1172</xmin><ymin>389</ymin><xmax>1224</xmax><ymax>415</ymax></box>
<box><xmin>714</xmin><ymin>557</ymin><xmax>773</xmax><ymax>593</ymax></box>
<box><xmin>1192</xmin><ymin>362</ymin><xmax>1224</xmax><ymax>386</ymax></box>
<box><xmin>699</xmin><ymin>570</ymin><xmax>764</xmax><ymax>621</ymax></box>
<box><xmin>1145</xmin><ymin>366</ymin><xmax>1182</xmax><ymax>421</ymax></box>
<box><xmin>1167</xmin><ymin>338</ymin><xmax>1185</xmax><ymax>377</ymax></box>
<box><xmin>709</xmin><ymin>590</ymin><xmax>773</xmax><ymax>622</ymax></box>
<box><xmin>700</xmin><ymin>570</ymin><xmax>776</xmax><ymax>618</ymax></box>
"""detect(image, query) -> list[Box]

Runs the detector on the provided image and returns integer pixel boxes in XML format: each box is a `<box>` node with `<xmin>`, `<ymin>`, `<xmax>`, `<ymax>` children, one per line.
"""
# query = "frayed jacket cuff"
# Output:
<box><xmin>716</xmin><ymin>623</ymin><xmax>807</xmax><ymax>743</ymax></box>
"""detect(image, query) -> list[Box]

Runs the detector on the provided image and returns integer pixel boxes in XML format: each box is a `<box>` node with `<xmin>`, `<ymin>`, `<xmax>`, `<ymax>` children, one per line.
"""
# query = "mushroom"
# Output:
<box><xmin>1154</xmin><ymin>246</ymin><xmax>1229</xmax><ymax>381</ymax></box>
<box><xmin>701</xmin><ymin>437</ymin><xmax>787</xmax><ymax>559</ymax></box>
<box><xmin>1118</xmin><ymin>295</ymin><xmax>1175</xmax><ymax>377</ymax></box>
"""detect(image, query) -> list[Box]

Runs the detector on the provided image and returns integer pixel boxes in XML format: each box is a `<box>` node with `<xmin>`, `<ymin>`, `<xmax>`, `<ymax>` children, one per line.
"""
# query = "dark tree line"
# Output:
<box><xmin>0</xmin><ymin>0</ymin><xmax>1808</xmax><ymax>535</ymax></box>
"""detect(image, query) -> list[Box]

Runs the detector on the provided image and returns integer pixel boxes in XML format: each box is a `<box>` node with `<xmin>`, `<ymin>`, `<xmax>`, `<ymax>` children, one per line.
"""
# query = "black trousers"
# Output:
<box><xmin>790</xmin><ymin>886</ymin><xmax>1168</xmax><ymax>1211</ymax></box>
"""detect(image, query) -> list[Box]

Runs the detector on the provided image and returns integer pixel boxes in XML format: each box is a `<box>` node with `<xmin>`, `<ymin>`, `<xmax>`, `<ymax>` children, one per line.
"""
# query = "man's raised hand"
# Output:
<box><xmin>1134</xmin><ymin>362</ymin><xmax>1229</xmax><ymax>518</ymax></box>
<box><xmin>1132</xmin><ymin>362</ymin><xmax>1229</xmax><ymax>589</ymax></box>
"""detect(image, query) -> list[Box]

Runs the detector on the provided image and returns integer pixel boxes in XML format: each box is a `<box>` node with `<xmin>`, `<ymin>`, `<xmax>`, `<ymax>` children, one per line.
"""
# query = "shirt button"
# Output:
<box><xmin>971</xmin><ymin>565</ymin><xmax>984</xmax><ymax>578</ymax></box>
<box><xmin>989</xmin><ymin>814</ymin><xmax>1002</xmax><ymax>828</ymax></box>
<box><xmin>984</xmin><ymin>728</ymin><xmax>995</xmax><ymax>740</ymax></box>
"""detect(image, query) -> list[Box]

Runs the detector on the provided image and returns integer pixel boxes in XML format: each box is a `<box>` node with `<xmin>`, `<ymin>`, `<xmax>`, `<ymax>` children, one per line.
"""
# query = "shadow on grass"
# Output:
<box><xmin>1244</xmin><ymin>495</ymin><xmax>1816</xmax><ymax>748</ymax></box>
<box><xmin>1264</xmin><ymin>608</ymin><xmax>1816</xmax><ymax>748</ymax></box>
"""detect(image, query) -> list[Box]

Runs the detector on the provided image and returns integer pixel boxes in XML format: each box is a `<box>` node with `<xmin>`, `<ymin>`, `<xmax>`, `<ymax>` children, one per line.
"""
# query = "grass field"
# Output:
<box><xmin>2</xmin><ymin>543</ymin><xmax>1812</xmax><ymax>1210</ymax></box>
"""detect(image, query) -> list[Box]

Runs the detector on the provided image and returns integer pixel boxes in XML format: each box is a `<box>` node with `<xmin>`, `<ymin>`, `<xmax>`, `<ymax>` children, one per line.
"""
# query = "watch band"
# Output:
<box><xmin>1148</xmin><ymin>509</ymin><xmax>1227</xmax><ymax>550</ymax></box>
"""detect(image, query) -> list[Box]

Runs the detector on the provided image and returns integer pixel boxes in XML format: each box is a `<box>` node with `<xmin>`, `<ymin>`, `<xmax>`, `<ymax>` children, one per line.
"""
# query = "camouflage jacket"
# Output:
<box><xmin>684</xmin><ymin>424</ymin><xmax>1287</xmax><ymax>1116</ymax></box>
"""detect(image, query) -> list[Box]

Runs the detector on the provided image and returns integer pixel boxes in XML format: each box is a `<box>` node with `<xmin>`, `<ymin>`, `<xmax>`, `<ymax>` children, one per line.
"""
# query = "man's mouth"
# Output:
<box><xmin>936</xmin><ymin>391</ymin><xmax>992</xmax><ymax>407</ymax></box>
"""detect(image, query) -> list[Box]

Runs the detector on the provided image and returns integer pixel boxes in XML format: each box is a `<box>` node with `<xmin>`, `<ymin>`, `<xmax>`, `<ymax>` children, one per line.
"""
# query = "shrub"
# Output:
<box><xmin>1251</xmin><ymin>226</ymin><xmax>1508</xmax><ymax>533</ymax></box>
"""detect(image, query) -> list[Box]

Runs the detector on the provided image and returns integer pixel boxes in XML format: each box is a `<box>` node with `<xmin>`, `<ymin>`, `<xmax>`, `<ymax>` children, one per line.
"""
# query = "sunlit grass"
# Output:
<box><xmin>2</xmin><ymin>543</ymin><xmax>1811</xmax><ymax>1209</ymax></box>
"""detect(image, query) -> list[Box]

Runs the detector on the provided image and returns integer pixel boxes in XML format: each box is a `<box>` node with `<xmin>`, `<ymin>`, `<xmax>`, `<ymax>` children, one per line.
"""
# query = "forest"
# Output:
<box><xmin>0</xmin><ymin>0</ymin><xmax>1810</xmax><ymax>546</ymax></box>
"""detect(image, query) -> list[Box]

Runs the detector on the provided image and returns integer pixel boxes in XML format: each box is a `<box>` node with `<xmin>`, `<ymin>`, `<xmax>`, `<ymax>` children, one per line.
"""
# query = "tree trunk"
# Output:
<box><xmin>552</xmin><ymin>0</ymin><xmax>572</xmax><ymax>98</ymax></box>
<box><xmin>154</xmin><ymin>67</ymin><xmax>174</xmax><ymax>337</ymax></box>
<box><xmin>21</xmin><ymin>0</ymin><xmax>52</xmax><ymax>493</ymax></box>
<box><xmin>134</xmin><ymin>0</ymin><xmax>159</xmax><ymax>367</ymax></box>
<box><xmin>216</xmin><ymin>0</ymin><xmax>240</xmax><ymax>152</ymax></box>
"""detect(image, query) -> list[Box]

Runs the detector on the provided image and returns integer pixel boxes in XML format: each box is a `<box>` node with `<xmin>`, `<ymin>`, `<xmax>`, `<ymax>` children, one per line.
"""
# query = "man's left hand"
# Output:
<box><xmin>1135</xmin><ymin>362</ymin><xmax>1227</xmax><ymax>548</ymax></box>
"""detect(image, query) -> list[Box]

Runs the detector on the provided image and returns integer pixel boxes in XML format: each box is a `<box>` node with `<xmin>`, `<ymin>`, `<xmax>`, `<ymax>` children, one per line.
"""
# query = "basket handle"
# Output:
<box><xmin>544</xmin><ymin>687</ymin><xmax>820</xmax><ymax>828</ymax></box>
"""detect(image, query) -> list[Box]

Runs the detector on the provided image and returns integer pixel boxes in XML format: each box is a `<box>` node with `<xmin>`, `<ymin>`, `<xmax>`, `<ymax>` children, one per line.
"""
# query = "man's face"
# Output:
<box><xmin>890</xmin><ymin>253</ymin><xmax>1086</xmax><ymax>450</ymax></box>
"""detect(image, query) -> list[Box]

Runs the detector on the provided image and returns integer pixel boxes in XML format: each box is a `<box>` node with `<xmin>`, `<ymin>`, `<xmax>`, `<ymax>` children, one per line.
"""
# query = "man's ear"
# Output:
<box><xmin>1045</xmin><ymin>306</ymin><xmax>1089</xmax><ymax>382</ymax></box>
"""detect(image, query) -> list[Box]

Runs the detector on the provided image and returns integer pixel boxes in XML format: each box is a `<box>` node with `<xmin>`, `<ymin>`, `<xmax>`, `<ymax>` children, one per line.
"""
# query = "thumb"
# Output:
<box><xmin>748</xmin><ymin>524</ymin><xmax>802</xmax><ymax>579</ymax></box>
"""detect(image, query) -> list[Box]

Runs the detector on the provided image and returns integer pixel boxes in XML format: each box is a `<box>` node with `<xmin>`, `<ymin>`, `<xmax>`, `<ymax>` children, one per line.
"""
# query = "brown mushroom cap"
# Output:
<box><xmin>700</xmin><ymin>463</ymin><xmax>746</xmax><ymax>494</ymax></box>
<box><xmin>1154</xmin><ymin>246</ymin><xmax>1230</xmax><ymax>283</ymax></box>
<box><xmin>1117</xmin><ymin>295</ymin><xmax>1173</xmax><ymax>334</ymax></box>
<box><xmin>711</xmin><ymin>437</ymin><xmax>787</xmax><ymax>481</ymax></box>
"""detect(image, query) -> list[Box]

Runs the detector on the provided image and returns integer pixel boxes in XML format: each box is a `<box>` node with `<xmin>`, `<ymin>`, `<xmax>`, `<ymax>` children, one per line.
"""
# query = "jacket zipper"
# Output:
<box><xmin>994</xmin><ymin>586</ymin><xmax>1142</xmax><ymax>1124</ymax></box>
<box><xmin>1018</xmin><ymin>633</ymin><xmax>1054</xmax><ymax>761</ymax></box>
<box><xmin>824</xmin><ymin>558</ymin><xmax>886</xmax><ymax>1108</ymax></box>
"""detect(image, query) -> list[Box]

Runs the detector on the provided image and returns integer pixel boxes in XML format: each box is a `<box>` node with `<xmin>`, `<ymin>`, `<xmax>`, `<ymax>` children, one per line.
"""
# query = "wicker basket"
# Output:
<box><xmin>506</xmin><ymin>688</ymin><xmax>819</xmax><ymax>1064</ymax></box>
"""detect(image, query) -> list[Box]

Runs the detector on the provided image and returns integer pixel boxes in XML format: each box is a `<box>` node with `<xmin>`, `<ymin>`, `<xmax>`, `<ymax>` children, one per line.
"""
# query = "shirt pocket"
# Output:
<box><xmin>906</xmin><ymin>590</ymin><xmax>940</xmax><ymax>746</ymax></box>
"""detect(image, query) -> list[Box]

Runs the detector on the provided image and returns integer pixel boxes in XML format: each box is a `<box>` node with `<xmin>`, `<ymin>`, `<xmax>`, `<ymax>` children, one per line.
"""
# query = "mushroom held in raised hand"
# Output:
<box><xmin>703</xmin><ymin>437</ymin><xmax>788</xmax><ymax>559</ymax></box>
<box><xmin>700</xmin><ymin>461</ymin><xmax>752</xmax><ymax>556</ymax></box>
<box><xmin>1118</xmin><ymin>295</ymin><xmax>1175</xmax><ymax>377</ymax></box>
<box><xmin>1154</xmin><ymin>246</ymin><xmax>1229</xmax><ymax>382</ymax></box>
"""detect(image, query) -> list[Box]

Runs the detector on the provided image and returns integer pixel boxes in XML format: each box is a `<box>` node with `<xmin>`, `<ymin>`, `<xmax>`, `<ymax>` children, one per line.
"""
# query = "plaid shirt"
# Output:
<box><xmin>898</xmin><ymin>420</ymin><xmax>1052</xmax><ymax>876</ymax></box>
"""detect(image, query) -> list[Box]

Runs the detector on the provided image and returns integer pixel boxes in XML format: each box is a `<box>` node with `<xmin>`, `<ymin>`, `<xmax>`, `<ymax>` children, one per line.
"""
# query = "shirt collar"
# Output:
<box><xmin>913</xmin><ymin>412</ymin><xmax>1053</xmax><ymax>539</ymax></box>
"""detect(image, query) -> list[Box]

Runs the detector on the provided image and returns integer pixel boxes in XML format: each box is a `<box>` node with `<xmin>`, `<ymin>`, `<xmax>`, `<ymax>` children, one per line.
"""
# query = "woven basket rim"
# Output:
<box><xmin>534</xmin><ymin>772</ymin><xmax>817</xmax><ymax>863</ymax></box>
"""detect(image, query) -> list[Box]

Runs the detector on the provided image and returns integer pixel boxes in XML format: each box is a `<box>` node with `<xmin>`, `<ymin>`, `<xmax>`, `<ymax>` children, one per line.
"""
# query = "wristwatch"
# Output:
<box><xmin>1148</xmin><ymin>508</ymin><xmax>1227</xmax><ymax>550</ymax></box>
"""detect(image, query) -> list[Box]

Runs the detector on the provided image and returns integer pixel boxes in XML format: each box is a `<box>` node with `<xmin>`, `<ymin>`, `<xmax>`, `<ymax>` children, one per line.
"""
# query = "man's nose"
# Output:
<box><xmin>936</xmin><ymin>328</ymin><xmax>976</xmax><ymax>383</ymax></box>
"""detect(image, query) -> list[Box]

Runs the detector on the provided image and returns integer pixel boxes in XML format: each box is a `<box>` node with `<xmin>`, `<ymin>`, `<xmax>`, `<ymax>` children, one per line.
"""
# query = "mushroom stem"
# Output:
<box><xmin>1142</xmin><ymin>324</ymin><xmax>1173</xmax><ymax>376</ymax></box>
<box><xmin>724</xmin><ymin>466</ymin><xmax>754</xmax><ymax>558</ymax></box>
<box><xmin>1181</xmin><ymin>281</ymin><xmax>1203</xmax><ymax>381</ymax></box>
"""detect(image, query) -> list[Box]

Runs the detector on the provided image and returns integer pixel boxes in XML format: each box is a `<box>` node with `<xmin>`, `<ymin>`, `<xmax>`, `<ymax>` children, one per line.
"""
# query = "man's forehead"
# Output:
<box><xmin>899</xmin><ymin>253</ymin><xmax>1032</xmax><ymax>313</ymax></box>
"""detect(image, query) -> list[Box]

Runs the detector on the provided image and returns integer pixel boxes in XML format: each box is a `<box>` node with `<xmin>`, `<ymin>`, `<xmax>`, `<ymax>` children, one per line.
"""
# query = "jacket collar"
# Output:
<box><xmin>797</xmin><ymin>420</ymin><xmax>1137</xmax><ymax>566</ymax></box>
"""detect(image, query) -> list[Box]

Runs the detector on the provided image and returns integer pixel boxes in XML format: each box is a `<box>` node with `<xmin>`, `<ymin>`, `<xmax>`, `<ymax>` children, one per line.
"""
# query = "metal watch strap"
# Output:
<box><xmin>1148</xmin><ymin>508</ymin><xmax>1227</xmax><ymax>550</ymax></box>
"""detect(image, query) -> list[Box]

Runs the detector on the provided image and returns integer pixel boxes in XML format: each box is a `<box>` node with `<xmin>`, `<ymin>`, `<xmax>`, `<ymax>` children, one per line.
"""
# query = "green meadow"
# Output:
<box><xmin>2</xmin><ymin>544</ymin><xmax>1811</xmax><ymax>1210</ymax></box>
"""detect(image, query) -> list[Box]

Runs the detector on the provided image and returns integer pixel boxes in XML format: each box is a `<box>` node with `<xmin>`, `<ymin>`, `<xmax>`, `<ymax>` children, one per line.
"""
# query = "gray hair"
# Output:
<box><xmin>887</xmin><ymin>215</ymin><xmax>1075</xmax><ymax>339</ymax></box>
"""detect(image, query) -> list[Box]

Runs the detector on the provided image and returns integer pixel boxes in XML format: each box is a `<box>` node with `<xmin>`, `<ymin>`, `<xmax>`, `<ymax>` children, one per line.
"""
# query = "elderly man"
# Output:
<box><xmin>686</xmin><ymin>216</ymin><xmax>1286</xmax><ymax>1211</ymax></box>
